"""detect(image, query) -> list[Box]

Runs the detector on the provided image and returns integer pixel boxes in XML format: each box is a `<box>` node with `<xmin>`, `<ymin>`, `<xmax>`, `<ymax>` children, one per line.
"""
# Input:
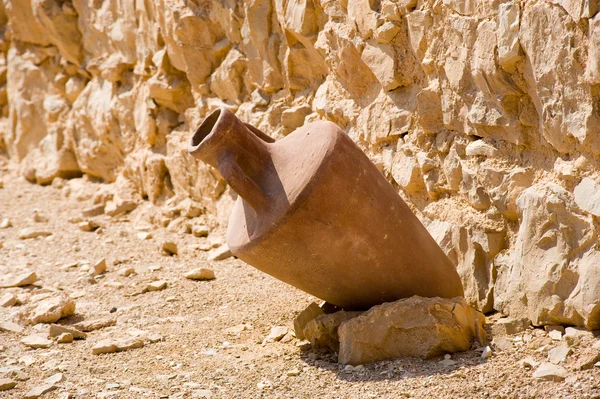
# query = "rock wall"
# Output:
<box><xmin>0</xmin><ymin>0</ymin><xmax>599</xmax><ymax>329</ymax></box>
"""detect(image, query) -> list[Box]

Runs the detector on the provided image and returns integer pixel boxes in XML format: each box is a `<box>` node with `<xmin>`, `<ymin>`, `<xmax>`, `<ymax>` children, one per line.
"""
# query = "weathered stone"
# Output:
<box><xmin>532</xmin><ymin>362</ymin><xmax>569</xmax><ymax>382</ymax></box>
<box><xmin>90</xmin><ymin>258</ymin><xmax>107</xmax><ymax>276</ymax></box>
<box><xmin>185</xmin><ymin>268</ymin><xmax>215</xmax><ymax>281</ymax></box>
<box><xmin>263</xmin><ymin>326</ymin><xmax>289</xmax><ymax>344</ymax></box>
<box><xmin>207</xmin><ymin>244</ymin><xmax>232</xmax><ymax>261</ymax></box>
<box><xmin>74</xmin><ymin>317</ymin><xmax>116</xmax><ymax>332</ymax></box>
<box><xmin>23</xmin><ymin>383</ymin><xmax>57</xmax><ymax>399</ymax></box>
<box><xmin>27</xmin><ymin>294</ymin><xmax>76</xmax><ymax>325</ymax></box>
<box><xmin>303</xmin><ymin>311</ymin><xmax>362</xmax><ymax>353</ymax></box>
<box><xmin>48</xmin><ymin>324</ymin><xmax>87</xmax><ymax>340</ymax></box>
<box><xmin>574</xmin><ymin>177</ymin><xmax>600</xmax><ymax>217</ymax></box>
<box><xmin>548</xmin><ymin>344</ymin><xmax>572</xmax><ymax>364</ymax></box>
<box><xmin>56</xmin><ymin>333</ymin><xmax>74</xmax><ymax>344</ymax></box>
<box><xmin>0</xmin><ymin>293</ymin><xmax>17</xmax><ymax>307</ymax></box>
<box><xmin>494</xmin><ymin>183</ymin><xmax>600</xmax><ymax>329</ymax></box>
<box><xmin>92</xmin><ymin>337</ymin><xmax>144</xmax><ymax>355</ymax></box>
<box><xmin>162</xmin><ymin>241</ymin><xmax>178</xmax><ymax>256</ymax></box>
<box><xmin>0</xmin><ymin>378</ymin><xmax>17</xmax><ymax>391</ymax></box>
<box><xmin>0</xmin><ymin>271</ymin><xmax>37</xmax><ymax>288</ymax></box>
<box><xmin>0</xmin><ymin>321</ymin><xmax>24</xmax><ymax>334</ymax></box>
<box><xmin>294</xmin><ymin>302</ymin><xmax>324</xmax><ymax>340</ymax></box>
<box><xmin>192</xmin><ymin>225</ymin><xmax>209</xmax><ymax>238</ymax></box>
<box><xmin>105</xmin><ymin>200</ymin><xmax>137</xmax><ymax>217</ymax></box>
<box><xmin>18</xmin><ymin>228</ymin><xmax>52</xmax><ymax>239</ymax></box>
<box><xmin>146</xmin><ymin>281</ymin><xmax>167</xmax><ymax>292</ymax></box>
<box><xmin>491</xmin><ymin>317</ymin><xmax>530</xmax><ymax>337</ymax></box>
<box><xmin>337</xmin><ymin>296</ymin><xmax>486</xmax><ymax>365</ymax></box>
<box><xmin>78</xmin><ymin>220</ymin><xmax>100</xmax><ymax>232</ymax></box>
<box><xmin>21</xmin><ymin>334</ymin><xmax>53</xmax><ymax>349</ymax></box>
<box><xmin>497</xmin><ymin>2</ymin><xmax>522</xmax><ymax>73</ymax></box>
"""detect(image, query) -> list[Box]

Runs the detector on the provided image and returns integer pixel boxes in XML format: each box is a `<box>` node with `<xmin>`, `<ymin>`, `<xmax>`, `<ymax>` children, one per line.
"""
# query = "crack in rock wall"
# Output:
<box><xmin>0</xmin><ymin>0</ymin><xmax>599</xmax><ymax>329</ymax></box>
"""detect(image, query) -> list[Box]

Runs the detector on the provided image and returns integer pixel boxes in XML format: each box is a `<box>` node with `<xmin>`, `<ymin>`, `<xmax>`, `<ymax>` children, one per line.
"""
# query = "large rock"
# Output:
<box><xmin>494</xmin><ymin>183</ymin><xmax>600</xmax><ymax>330</ymax></box>
<box><xmin>27</xmin><ymin>294</ymin><xmax>76</xmax><ymax>325</ymax></box>
<box><xmin>337</xmin><ymin>296</ymin><xmax>486</xmax><ymax>365</ymax></box>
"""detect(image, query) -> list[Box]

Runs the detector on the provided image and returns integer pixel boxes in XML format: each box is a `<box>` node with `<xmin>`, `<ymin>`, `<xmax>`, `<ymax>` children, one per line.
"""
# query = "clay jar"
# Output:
<box><xmin>189</xmin><ymin>108</ymin><xmax>464</xmax><ymax>310</ymax></box>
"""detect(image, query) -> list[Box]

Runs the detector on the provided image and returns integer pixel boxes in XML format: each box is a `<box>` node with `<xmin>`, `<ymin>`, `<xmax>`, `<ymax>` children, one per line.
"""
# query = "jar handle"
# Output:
<box><xmin>218</xmin><ymin>152</ymin><xmax>270</xmax><ymax>213</ymax></box>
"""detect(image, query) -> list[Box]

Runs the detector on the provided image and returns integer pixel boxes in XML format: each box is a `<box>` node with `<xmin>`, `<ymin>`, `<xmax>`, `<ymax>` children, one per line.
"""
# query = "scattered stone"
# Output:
<box><xmin>192</xmin><ymin>225</ymin><xmax>209</xmax><ymax>237</ymax></box>
<box><xmin>224</xmin><ymin>323</ymin><xmax>251</xmax><ymax>336</ymax></box>
<box><xmin>548</xmin><ymin>344</ymin><xmax>572</xmax><ymax>364</ymax></box>
<box><xmin>294</xmin><ymin>302</ymin><xmax>324</xmax><ymax>340</ymax></box>
<box><xmin>0</xmin><ymin>321</ymin><xmax>24</xmax><ymax>334</ymax></box>
<box><xmin>286</xmin><ymin>369</ymin><xmax>301</xmax><ymax>377</ymax></box>
<box><xmin>92</xmin><ymin>337</ymin><xmax>144</xmax><ymax>355</ymax></box>
<box><xmin>0</xmin><ymin>293</ymin><xmax>17</xmax><ymax>307</ymax></box>
<box><xmin>117</xmin><ymin>267</ymin><xmax>135</xmax><ymax>277</ymax></box>
<box><xmin>0</xmin><ymin>218</ymin><xmax>11</xmax><ymax>229</ymax></box>
<box><xmin>21</xmin><ymin>334</ymin><xmax>53</xmax><ymax>349</ymax></box>
<box><xmin>27</xmin><ymin>294</ymin><xmax>76</xmax><ymax>324</ymax></box>
<box><xmin>78</xmin><ymin>220</ymin><xmax>100</xmax><ymax>232</ymax></box>
<box><xmin>32</xmin><ymin>210</ymin><xmax>49</xmax><ymax>223</ymax></box>
<box><xmin>48</xmin><ymin>324</ymin><xmax>87</xmax><ymax>339</ymax></box>
<box><xmin>263</xmin><ymin>326</ymin><xmax>289</xmax><ymax>344</ymax></box>
<box><xmin>146</xmin><ymin>280</ymin><xmax>167</xmax><ymax>292</ymax></box>
<box><xmin>481</xmin><ymin>346</ymin><xmax>493</xmax><ymax>359</ymax></box>
<box><xmin>492</xmin><ymin>336</ymin><xmax>514</xmax><ymax>352</ymax></box>
<box><xmin>533</xmin><ymin>362</ymin><xmax>569</xmax><ymax>381</ymax></box>
<box><xmin>105</xmin><ymin>199</ymin><xmax>137</xmax><ymax>217</ymax></box>
<box><xmin>137</xmin><ymin>232</ymin><xmax>152</xmax><ymax>240</ymax></box>
<box><xmin>207</xmin><ymin>244</ymin><xmax>232</xmax><ymax>261</ymax></box>
<box><xmin>0</xmin><ymin>271</ymin><xmax>38</xmax><ymax>288</ymax></box>
<box><xmin>90</xmin><ymin>258</ymin><xmax>107</xmax><ymax>276</ymax></box>
<box><xmin>563</xmin><ymin>327</ymin><xmax>593</xmax><ymax>346</ymax></box>
<box><xmin>146</xmin><ymin>332</ymin><xmax>163</xmax><ymax>343</ymax></box>
<box><xmin>23</xmin><ymin>383</ymin><xmax>57</xmax><ymax>398</ymax></box>
<box><xmin>45</xmin><ymin>373</ymin><xmax>64</xmax><ymax>385</ymax></box>
<box><xmin>56</xmin><ymin>333</ymin><xmax>73</xmax><ymax>344</ymax></box>
<box><xmin>74</xmin><ymin>317</ymin><xmax>116</xmax><ymax>332</ymax></box>
<box><xmin>185</xmin><ymin>268</ymin><xmax>215</xmax><ymax>281</ymax></box>
<box><xmin>520</xmin><ymin>356</ymin><xmax>538</xmax><ymax>369</ymax></box>
<box><xmin>0</xmin><ymin>378</ymin><xmax>17</xmax><ymax>391</ymax></box>
<box><xmin>337</xmin><ymin>297</ymin><xmax>486</xmax><ymax>365</ymax></box>
<box><xmin>574</xmin><ymin>349</ymin><xmax>600</xmax><ymax>370</ymax></box>
<box><xmin>162</xmin><ymin>241</ymin><xmax>178</xmax><ymax>256</ymax></box>
<box><xmin>18</xmin><ymin>228</ymin><xmax>52</xmax><ymax>240</ymax></box>
<box><xmin>548</xmin><ymin>330</ymin><xmax>563</xmax><ymax>341</ymax></box>
<box><xmin>491</xmin><ymin>317</ymin><xmax>530</xmax><ymax>336</ymax></box>
<box><xmin>81</xmin><ymin>204</ymin><xmax>105</xmax><ymax>217</ymax></box>
<box><xmin>304</xmin><ymin>311</ymin><xmax>362</xmax><ymax>353</ymax></box>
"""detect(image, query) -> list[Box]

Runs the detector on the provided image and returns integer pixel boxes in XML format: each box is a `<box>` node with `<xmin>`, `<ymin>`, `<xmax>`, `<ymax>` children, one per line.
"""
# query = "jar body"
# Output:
<box><xmin>223</xmin><ymin>119</ymin><xmax>464</xmax><ymax>310</ymax></box>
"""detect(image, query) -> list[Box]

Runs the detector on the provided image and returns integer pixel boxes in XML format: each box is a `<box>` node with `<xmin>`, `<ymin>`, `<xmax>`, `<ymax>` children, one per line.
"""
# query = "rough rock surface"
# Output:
<box><xmin>0</xmin><ymin>0</ymin><xmax>599</xmax><ymax>330</ymax></box>
<box><xmin>338</xmin><ymin>296</ymin><xmax>486</xmax><ymax>365</ymax></box>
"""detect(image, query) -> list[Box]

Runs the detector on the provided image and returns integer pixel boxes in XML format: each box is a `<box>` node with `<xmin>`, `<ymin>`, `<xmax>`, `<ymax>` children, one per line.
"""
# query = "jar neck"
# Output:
<box><xmin>188</xmin><ymin>108</ymin><xmax>273</xmax><ymax>212</ymax></box>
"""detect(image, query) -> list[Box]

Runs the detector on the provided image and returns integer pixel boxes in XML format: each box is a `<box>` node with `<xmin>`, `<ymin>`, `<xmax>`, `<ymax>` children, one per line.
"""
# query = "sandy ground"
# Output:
<box><xmin>0</xmin><ymin>160</ymin><xmax>599</xmax><ymax>399</ymax></box>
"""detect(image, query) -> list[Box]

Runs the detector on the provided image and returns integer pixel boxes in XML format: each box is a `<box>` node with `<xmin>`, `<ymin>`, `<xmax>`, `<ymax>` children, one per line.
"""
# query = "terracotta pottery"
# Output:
<box><xmin>189</xmin><ymin>108</ymin><xmax>464</xmax><ymax>310</ymax></box>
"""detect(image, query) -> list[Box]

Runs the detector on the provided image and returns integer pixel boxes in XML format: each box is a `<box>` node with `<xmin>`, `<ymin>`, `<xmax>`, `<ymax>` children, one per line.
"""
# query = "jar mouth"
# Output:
<box><xmin>190</xmin><ymin>108</ymin><xmax>221</xmax><ymax>150</ymax></box>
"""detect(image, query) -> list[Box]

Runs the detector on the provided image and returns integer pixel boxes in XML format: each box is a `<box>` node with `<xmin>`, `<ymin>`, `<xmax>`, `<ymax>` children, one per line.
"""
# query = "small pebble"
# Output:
<box><xmin>162</xmin><ymin>241</ymin><xmax>178</xmax><ymax>256</ymax></box>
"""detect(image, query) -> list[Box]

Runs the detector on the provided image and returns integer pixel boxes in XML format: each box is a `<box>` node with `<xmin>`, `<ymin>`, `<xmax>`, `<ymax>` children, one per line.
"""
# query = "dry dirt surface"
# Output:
<box><xmin>0</xmin><ymin>164</ymin><xmax>599</xmax><ymax>398</ymax></box>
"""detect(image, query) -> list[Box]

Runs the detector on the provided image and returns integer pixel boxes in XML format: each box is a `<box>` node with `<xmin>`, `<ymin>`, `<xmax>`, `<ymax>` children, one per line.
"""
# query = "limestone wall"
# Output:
<box><xmin>0</xmin><ymin>0</ymin><xmax>599</xmax><ymax>329</ymax></box>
